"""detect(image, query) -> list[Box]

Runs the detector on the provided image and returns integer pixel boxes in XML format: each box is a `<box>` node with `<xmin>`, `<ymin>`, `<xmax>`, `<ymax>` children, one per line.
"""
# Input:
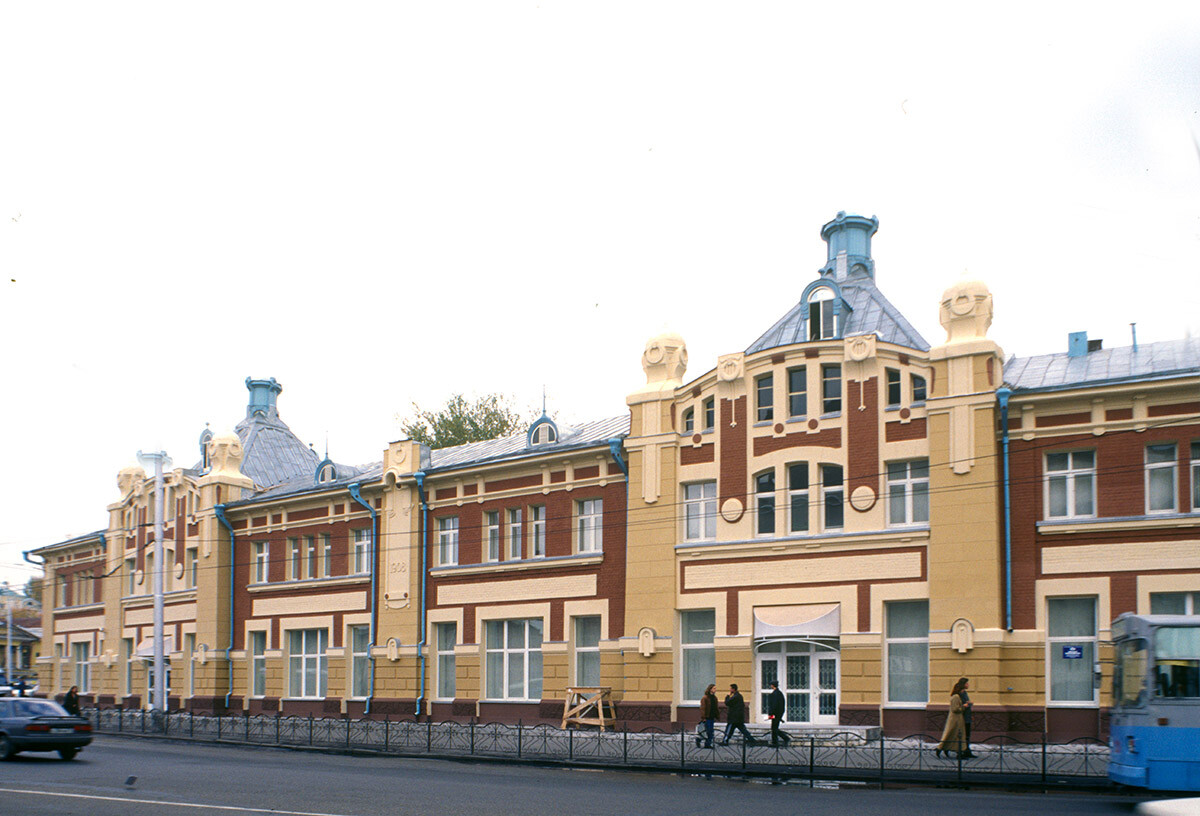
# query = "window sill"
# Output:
<box><xmin>479</xmin><ymin>698</ymin><xmax>541</xmax><ymax>704</ymax></box>
<box><xmin>247</xmin><ymin>575</ymin><xmax>370</xmax><ymax>593</ymax></box>
<box><xmin>1037</xmin><ymin>513</ymin><xmax>1200</xmax><ymax>535</ymax></box>
<box><xmin>1045</xmin><ymin>702</ymin><xmax>1099</xmax><ymax>709</ymax></box>
<box><xmin>882</xmin><ymin>702</ymin><xmax>928</xmax><ymax>709</ymax></box>
<box><xmin>430</xmin><ymin>552</ymin><xmax>603</xmax><ymax>577</ymax></box>
<box><xmin>53</xmin><ymin>602</ymin><xmax>105</xmax><ymax>614</ymax></box>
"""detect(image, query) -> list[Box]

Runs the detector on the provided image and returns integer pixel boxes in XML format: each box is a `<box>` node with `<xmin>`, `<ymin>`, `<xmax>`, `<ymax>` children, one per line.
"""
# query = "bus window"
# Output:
<box><xmin>1155</xmin><ymin>627</ymin><xmax>1200</xmax><ymax>699</ymax></box>
<box><xmin>1114</xmin><ymin>638</ymin><xmax>1148</xmax><ymax>706</ymax></box>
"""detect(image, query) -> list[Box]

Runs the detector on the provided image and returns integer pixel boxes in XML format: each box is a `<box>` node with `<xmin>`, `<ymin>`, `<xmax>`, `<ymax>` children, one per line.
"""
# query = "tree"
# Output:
<box><xmin>22</xmin><ymin>577</ymin><xmax>41</xmax><ymax>606</ymax></box>
<box><xmin>399</xmin><ymin>393</ymin><xmax>534</xmax><ymax>450</ymax></box>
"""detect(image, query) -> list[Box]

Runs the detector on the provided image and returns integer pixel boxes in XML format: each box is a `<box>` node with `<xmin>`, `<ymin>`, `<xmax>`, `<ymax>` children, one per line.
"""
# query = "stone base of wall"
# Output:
<box><xmin>839</xmin><ymin>704</ymin><xmax>880</xmax><ymax>727</ymax></box>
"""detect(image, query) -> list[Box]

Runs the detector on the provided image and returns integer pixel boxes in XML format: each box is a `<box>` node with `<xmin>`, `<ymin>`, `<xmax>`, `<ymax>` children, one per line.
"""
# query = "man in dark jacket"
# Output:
<box><xmin>767</xmin><ymin>680</ymin><xmax>790</xmax><ymax>747</ymax></box>
<box><xmin>696</xmin><ymin>684</ymin><xmax>718</xmax><ymax>748</ymax></box>
<box><xmin>720</xmin><ymin>683</ymin><xmax>755</xmax><ymax>745</ymax></box>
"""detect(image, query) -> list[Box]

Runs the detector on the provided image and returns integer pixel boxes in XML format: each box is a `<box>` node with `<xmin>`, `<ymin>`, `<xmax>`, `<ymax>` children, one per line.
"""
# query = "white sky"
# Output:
<box><xmin>3</xmin><ymin>2</ymin><xmax>1199</xmax><ymax>591</ymax></box>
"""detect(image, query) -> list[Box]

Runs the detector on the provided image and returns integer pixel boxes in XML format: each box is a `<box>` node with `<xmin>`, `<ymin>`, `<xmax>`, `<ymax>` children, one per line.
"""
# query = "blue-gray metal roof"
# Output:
<box><xmin>1003</xmin><ymin>337</ymin><xmax>1200</xmax><ymax>393</ymax></box>
<box><xmin>746</xmin><ymin>272</ymin><xmax>929</xmax><ymax>354</ymax></box>
<box><xmin>428</xmin><ymin>414</ymin><xmax>629</xmax><ymax>472</ymax></box>
<box><xmin>231</xmin><ymin>410</ymin><xmax>322</xmax><ymax>489</ymax></box>
<box><xmin>240</xmin><ymin>461</ymin><xmax>384</xmax><ymax>503</ymax></box>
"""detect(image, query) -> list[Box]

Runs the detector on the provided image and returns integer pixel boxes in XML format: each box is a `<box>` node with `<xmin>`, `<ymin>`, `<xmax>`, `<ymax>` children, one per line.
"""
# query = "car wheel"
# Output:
<box><xmin>58</xmin><ymin>747</ymin><xmax>78</xmax><ymax>761</ymax></box>
<box><xmin>0</xmin><ymin>735</ymin><xmax>15</xmax><ymax>761</ymax></box>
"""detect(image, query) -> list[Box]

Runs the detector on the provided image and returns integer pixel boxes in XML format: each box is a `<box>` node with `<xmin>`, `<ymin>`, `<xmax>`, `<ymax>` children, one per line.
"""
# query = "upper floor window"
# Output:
<box><xmin>756</xmin><ymin>374</ymin><xmax>774</xmax><ymax>422</ymax></box>
<box><xmin>788</xmin><ymin>463</ymin><xmax>809</xmax><ymax>533</ymax></box>
<box><xmin>887</xmin><ymin>459</ymin><xmax>929</xmax><ymax>525</ymax></box>
<box><xmin>787</xmin><ymin>367</ymin><xmax>807</xmax><ymax>418</ymax></box>
<box><xmin>352</xmin><ymin>528</ymin><xmax>372</xmax><ymax>574</ymax></box>
<box><xmin>821</xmin><ymin>464</ymin><xmax>844</xmax><ymax>530</ymax></box>
<box><xmin>485</xmin><ymin>511</ymin><xmax>501</xmax><ymax>562</ymax></box>
<box><xmin>1045</xmin><ymin>451</ymin><xmax>1095</xmax><ymax>519</ymax></box>
<box><xmin>126</xmin><ymin>557</ymin><xmax>137</xmax><ymax>595</ymax></box>
<box><xmin>755</xmin><ymin>470</ymin><xmax>776</xmax><ymax>536</ymax></box>
<box><xmin>703</xmin><ymin>397</ymin><xmax>715</xmax><ymax>430</ymax></box>
<box><xmin>317</xmin><ymin>463</ymin><xmax>336</xmax><ymax>483</ymax></box>
<box><xmin>911</xmin><ymin>374</ymin><xmax>927</xmax><ymax>404</ymax></box>
<box><xmin>507</xmin><ymin>508</ymin><xmax>523</xmax><ymax>559</ymax></box>
<box><xmin>186</xmin><ymin>547</ymin><xmax>198</xmax><ymax>589</ymax></box>
<box><xmin>577</xmin><ymin>499</ymin><xmax>603</xmax><ymax>553</ymax></box>
<box><xmin>530</xmin><ymin>505</ymin><xmax>546</xmax><ymax>558</ymax></box>
<box><xmin>321</xmin><ymin>534</ymin><xmax>333</xmax><ymax>577</ymax></box>
<box><xmin>288</xmin><ymin>538</ymin><xmax>303</xmax><ymax>581</ymax></box>
<box><xmin>684</xmin><ymin>481</ymin><xmax>716</xmax><ymax>541</ymax></box>
<box><xmin>1192</xmin><ymin>441</ymin><xmax>1199</xmax><ymax>511</ymax></box>
<box><xmin>886</xmin><ymin>368</ymin><xmax>901</xmax><ymax>408</ymax></box>
<box><xmin>531</xmin><ymin>423</ymin><xmax>556</xmax><ymax>444</ymax></box>
<box><xmin>807</xmin><ymin>286</ymin><xmax>838</xmax><ymax>341</ymax></box>
<box><xmin>682</xmin><ymin>407</ymin><xmax>694</xmax><ymax>434</ymax></box>
<box><xmin>821</xmin><ymin>365</ymin><xmax>842</xmax><ymax>414</ymax></box>
<box><xmin>436</xmin><ymin>517</ymin><xmax>459</xmax><ymax>566</ymax></box>
<box><xmin>1146</xmin><ymin>444</ymin><xmax>1177</xmax><ymax>514</ymax></box>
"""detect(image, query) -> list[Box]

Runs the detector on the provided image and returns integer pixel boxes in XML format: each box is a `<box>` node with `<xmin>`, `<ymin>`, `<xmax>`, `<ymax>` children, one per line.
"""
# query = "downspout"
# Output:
<box><xmin>996</xmin><ymin>387</ymin><xmax>1014</xmax><ymax>632</ymax></box>
<box><xmin>214</xmin><ymin>504</ymin><xmax>236</xmax><ymax>708</ymax></box>
<box><xmin>348</xmin><ymin>483</ymin><xmax>378</xmax><ymax>715</ymax></box>
<box><xmin>606</xmin><ymin>438</ymin><xmax>628</xmax><ymax>478</ymax></box>
<box><xmin>413</xmin><ymin>471</ymin><xmax>429</xmax><ymax>718</ymax></box>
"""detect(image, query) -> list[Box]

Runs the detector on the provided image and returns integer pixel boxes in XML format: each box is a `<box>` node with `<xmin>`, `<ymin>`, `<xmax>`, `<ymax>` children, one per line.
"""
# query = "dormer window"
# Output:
<box><xmin>199</xmin><ymin>428</ymin><xmax>213</xmax><ymax>471</ymax></box>
<box><xmin>808</xmin><ymin>286</ymin><xmax>838</xmax><ymax>341</ymax></box>
<box><xmin>528</xmin><ymin>415</ymin><xmax>559</xmax><ymax>447</ymax></box>
<box><xmin>315</xmin><ymin>458</ymin><xmax>338</xmax><ymax>484</ymax></box>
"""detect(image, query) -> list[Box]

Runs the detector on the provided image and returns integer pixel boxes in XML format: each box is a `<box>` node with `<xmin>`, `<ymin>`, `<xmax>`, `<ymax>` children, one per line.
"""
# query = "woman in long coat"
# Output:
<box><xmin>935</xmin><ymin>677</ymin><xmax>969</xmax><ymax>758</ymax></box>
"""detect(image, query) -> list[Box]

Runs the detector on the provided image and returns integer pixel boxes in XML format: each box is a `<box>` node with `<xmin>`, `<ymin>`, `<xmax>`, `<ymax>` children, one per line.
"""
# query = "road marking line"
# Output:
<box><xmin>0</xmin><ymin>787</ymin><xmax>366</xmax><ymax>816</ymax></box>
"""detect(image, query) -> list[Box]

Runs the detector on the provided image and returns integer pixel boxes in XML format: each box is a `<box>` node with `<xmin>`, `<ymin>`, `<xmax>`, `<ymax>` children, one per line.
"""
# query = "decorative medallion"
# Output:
<box><xmin>849</xmin><ymin>485</ymin><xmax>877</xmax><ymax>512</ymax></box>
<box><xmin>774</xmin><ymin>423</ymin><xmax>784</xmax><ymax>434</ymax></box>
<box><xmin>845</xmin><ymin>334</ymin><xmax>876</xmax><ymax>362</ymax></box>
<box><xmin>720</xmin><ymin>497</ymin><xmax>744</xmax><ymax>522</ymax></box>
<box><xmin>717</xmin><ymin>353</ymin><xmax>744</xmax><ymax>382</ymax></box>
<box><xmin>807</xmin><ymin>418</ymin><xmax>819</xmax><ymax>430</ymax></box>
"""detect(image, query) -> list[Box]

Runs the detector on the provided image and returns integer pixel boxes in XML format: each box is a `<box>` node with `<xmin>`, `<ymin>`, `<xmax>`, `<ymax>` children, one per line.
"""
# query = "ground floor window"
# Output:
<box><xmin>756</xmin><ymin>640</ymin><xmax>839</xmax><ymax>725</ymax></box>
<box><xmin>349</xmin><ymin>626</ymin><xmax>370</xmax><ymax>698</ymax></box>
<box><xmin>250</xmin><ymin>631</ymin><xmax>267</xmax><ymax>696</ymax></box>
<box><xmin>288</xmin><ymin>629</ymin><xmax>328</xmax><ymax>698</ymax></box>
<box><xmin>885</xmin><ymin>600</ymin><xmax>929</xmax><ymax>704</ymax></box>
<box><xmin>681</xmin><ymin>610</ymin><xmax>715</xmax><ymax>702</ymax></box>
<box><xmin>72</xmin><ymin>643</ymin><xmax>90</xmax><ymax>692</ymax></box>
<box><xmin>574</xmin><ymin>616</ymin><xmax>601</xmax><ymax>686</ymax></box>
<box><xmin>1047</xmin><ymin>597</ymin><xmax>1097</xmax><ymax>704</ymax></box>
<box><xmin>485</xmin><ymin>619</ymin><xmax>542</xmax><ymax>700</ymax></box>
<box><xmin>435</xmin><ymin>623</ymin><xmax>457</xmax><ymax>699</ymax></box>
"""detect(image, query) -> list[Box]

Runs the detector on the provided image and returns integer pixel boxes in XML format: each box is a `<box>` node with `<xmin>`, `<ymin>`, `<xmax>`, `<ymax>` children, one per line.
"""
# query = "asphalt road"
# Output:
<box><xmin>0</xmin><ymin>734</ymin><xmax>1160</xmax><ymax>815</ymax></box>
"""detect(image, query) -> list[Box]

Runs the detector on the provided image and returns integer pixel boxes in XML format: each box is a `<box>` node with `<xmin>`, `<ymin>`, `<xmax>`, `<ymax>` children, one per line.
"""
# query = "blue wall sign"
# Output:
<box><xmin>1062</xmin><ymin>645</ymin><xmax>1084</xmax><ymax>659</ymax></box>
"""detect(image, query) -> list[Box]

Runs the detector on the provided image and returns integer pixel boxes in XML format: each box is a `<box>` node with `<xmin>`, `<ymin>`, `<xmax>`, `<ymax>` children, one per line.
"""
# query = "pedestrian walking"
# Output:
<box><xmin>63</xmin><ymin>685</ymin><xmax>81</xmax><ymax>716</ymax></box>
<box><xmin>935</xmin><ymin>677</ymin><xmax>969</xmax><ymax>759</ymax></box>
<box><xmin>767</xmin><ymin>680</ymin><xmax>791</xmax><ymax>747</ymax></box>
<box><xmin>720</xmin><ymin>683</ymin><xmax>755</xmax><ymax>745</ymax></box>
<box><xmin>695</xmin><ymin>683</ymin><xmax>718</xmax><ymax>748</ymax></box>
<box><xmin>958</xmin><ymin>677</ymin><xmax>976</xmax><ymax>758</ymax></box>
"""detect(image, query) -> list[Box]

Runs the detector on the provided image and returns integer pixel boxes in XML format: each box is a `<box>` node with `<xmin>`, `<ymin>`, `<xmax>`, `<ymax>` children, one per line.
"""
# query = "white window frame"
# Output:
<box><xmin>352</xmin><ymin>528</ymin><xmax>372</xmax><ymax>575</ymax></box>
<box><xmin>573</xmin><ymin>616</ymin><xmax>602</xmax><ymax>687</ymax></box>
<box><xmin>755</xmin><ymin>470</ymin><xmax>776</xmax><ymax>536</ymax></box>
<box><xmin>250</xmin><ymin>630</ymin><xmax>267</xmax><ymax>697</ymax></box>
<box><xmin>703</xmin><ymin>397</ymin><xmax>715</xmax><ymax>431</ymax></box>
<box><xmin>884</xmin><ymin>600</ymin><xmax>929</xmax><ymax>706</ymax></box>
<box><xmin>887</xmin><ymin>459</ymin><xmax>929</xmax><ymax>526</ymax></box>
<box><xmin>683</xmin><ymin>481</ymin><xmax>716</xmax><ymax>542</ymax></box>
<box><xmin>682</xmin><ymin>407</ymin><xmax>694</xmax><ymax>434</ymax></box>
<box><xmin>885</xmin><ymin>367</ymin><xmax>902</xmax><ymax>407</ymax></box>
<box><xmin>126</xmin><ymin>558</ymin><xmax>137</xmax><ymax>596</ymax></box>
<box><xmin>787</xmin><ymin>366</ymin><xmax>807</xmax><ymax>418</ymax></box>
<box><xmin>73</xmin><ymin>642</ymin><xmax>90</xmax><ymax>692</ymax></box>
<box><xmin>680</xmin><ymin>609</ymin><xmax>715</xmax><ymax>703</ymax></box>
<box><xmin>435</xmin><ymin>622</ymin><xmax>457</xmax><ymax>700</ymax></box>
<box><xmin>253</xmin><ymin>542</ymin><xmax>269</xmax><ymax>584</ymax></box>
<box><xmin>484</xmin><ymin>618</ymin><xmax>543</xmax><ymax>701</ymax></box>
<box><xmin>577</xmin><ymin>499</ymin><xmax>603</xmax><ymax>553</ymax></box>
<box><xmin>821</xmin><ymin>464</ymin><xmax>844</xmax><ymax>530</ymax></box>
<box><xmin>436</xmin><ymin>517</ymin><xmax>459</xmax><ymax>566</ymax></box>
<box><xmin>485</xmin><ymin>511</ymin><xmax>501</xmax><ymax>562</ymax></box>
<box><xmin>1046</xmin><ymin>597</ymin><xmax>1099</xmax><ymax>707</ymax></box>
<box><xmin>821</xmin><ymin>364</ymin><xmax>841</xmax><ymax>414</ymax></box>
<box><xmin>287</xmin><ymin>628</ymin><xmax>328</xmax><ymax>699</ymax></box>
<box><xmin>911</xmin><ymin>373</ymin><xmax>927</xmax><ymax>404</ymax></box>
<box><xmin>1150</xmin><ymin>592</ymin><xmax>1200</xmax><ymax>615</ymax></box>
<box><xmin>507</xmin><ymin>508</ymin><xmax>522</xmax><ymax>560</ymax></box>
<box><xmin>788</xmin><ymin>463</ymin><xmax>809</xmax><ymax>533</ymax></box>
<box><xmin>1146</xmin><ymin>443</ymin><xmax>1178</xmax><ymax>514</ymax></box>
<box><xmin>756</xmin><ymin>373</ymin><xmax>774</xmax><ymax>422</ymax></box>
<box><xmin>288</xmin><ymin>537</ymin><xmax>302</xmax><ymax>580</ymax></box>
<box><xmin>807</xmin><ymin>288</ymin><xmax>837</xmax><ymax>340</ymax></box>
<box><xmin>322</xmin><ymin>534</ymin><xmax>333</xmax><ymax>577</ymax></box>
<box><xmin>186</xmin><ymin>547</ymin><xmax>198</xmax><ymax>589</ymax></box>
<box><xmin>122</xmin><ymin>638</ymin><xmax>134</xmax><ymax>696</ymax></box>
<box><xmin>184</xmin><ymin>632</ymin><xmax>196</xmax><ymax>698</ymax></box>
<box><xmin>349</xmin><ymin>625</ymin><xmax>370</xmax><ymax>699</ymax></box>
<box><xmin>1044</xmin><ymin>450</ymin><xmax>1097</xmax><ymax>520</ymax></box>
<box><xmin>1192</xmin><ymin>441</ymin><xmax>1200</xmax><ymax>511</ymax></box>
<box><xmin>530</xmin><ymin>505</ymin><xmax>546</xmax><ymax>558</ymax></box>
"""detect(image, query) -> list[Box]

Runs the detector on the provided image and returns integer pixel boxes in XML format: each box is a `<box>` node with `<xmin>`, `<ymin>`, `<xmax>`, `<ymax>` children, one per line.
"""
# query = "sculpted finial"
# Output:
<box><xmin>939</xmin><ymin>278</ymin><xmax>993</xmax><ymax>344</ymax></box>
<box><xmin>640</xmin><ymin>332</ymin><xmax>688</xmax><ymax>388</ymax></box>
<box><xmin>117</xmin><ymin>466</ymin><xmax>146</xmax><ymax>498</ymax></box>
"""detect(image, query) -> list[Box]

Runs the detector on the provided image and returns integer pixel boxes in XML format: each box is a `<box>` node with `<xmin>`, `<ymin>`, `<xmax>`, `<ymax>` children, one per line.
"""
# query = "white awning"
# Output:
<box><xmin>753</xmin><ymin>603</ymin><xmax>840</xmax><ymax>639</ymax></box>
<box><xmin>134</xmin><ymin>637</ymin><xmax>175</xmax><ymax>660</ymax></box>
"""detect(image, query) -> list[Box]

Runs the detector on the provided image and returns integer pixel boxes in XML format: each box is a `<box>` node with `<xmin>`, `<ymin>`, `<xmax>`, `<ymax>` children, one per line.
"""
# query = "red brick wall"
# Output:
<box><xmin>885</xmin><ymin>418</ymin><xmax>927</xmax><ymax>442</ymax></box>
<box><xmin>847</xmin><ymin>378</ymin><xmax>879</xmax><ymax>496</ymax></box>
<box><xmin>719</xmin><ymin>397</ymin><xmax>747</xmax><ymax>511</ymax></box>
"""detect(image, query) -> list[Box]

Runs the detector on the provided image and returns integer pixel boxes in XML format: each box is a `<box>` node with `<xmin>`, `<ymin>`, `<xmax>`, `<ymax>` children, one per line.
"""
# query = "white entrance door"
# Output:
<box><xmin>756</xmin><ymin>641</ymin><xmax>840</xmax><ymax>726</ymax></box>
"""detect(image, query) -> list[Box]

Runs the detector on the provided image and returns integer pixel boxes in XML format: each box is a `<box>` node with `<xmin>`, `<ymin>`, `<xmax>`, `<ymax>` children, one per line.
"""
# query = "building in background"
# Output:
<box><xmin>30</xmin><ymin>214</ymin><xmax>1200</xmax><ymax>739</ymax></box>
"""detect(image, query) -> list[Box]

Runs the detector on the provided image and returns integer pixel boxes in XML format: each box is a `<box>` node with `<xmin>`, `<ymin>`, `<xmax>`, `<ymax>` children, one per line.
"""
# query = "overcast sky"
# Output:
<box><xmin>2</xmin><ymin>3</ymin><xmax>1199</xmax><ymax>591</ymax></box>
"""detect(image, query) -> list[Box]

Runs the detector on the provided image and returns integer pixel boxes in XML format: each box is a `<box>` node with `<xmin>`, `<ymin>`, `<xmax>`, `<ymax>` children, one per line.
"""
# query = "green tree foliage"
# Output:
<box><xmin>400</xmin><ymin>393</ymin><xmax>533</xmax><ymax>450</ymax></box>
<box><xmin>22</xmin><ymin>577</ymin><xmax>42</xmax><ymax>605</ymax></box>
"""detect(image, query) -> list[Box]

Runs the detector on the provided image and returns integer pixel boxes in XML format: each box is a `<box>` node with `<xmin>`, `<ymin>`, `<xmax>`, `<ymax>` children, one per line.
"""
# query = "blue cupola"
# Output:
<box><xmin>246</xmin><ymin>377</ymin><xmax>282</xmax><ymax>419</ymax></box>
<box><xmin>819</xmin><ymin>211</ymin><xmax>878</xmax><ymax>280</ymax></box>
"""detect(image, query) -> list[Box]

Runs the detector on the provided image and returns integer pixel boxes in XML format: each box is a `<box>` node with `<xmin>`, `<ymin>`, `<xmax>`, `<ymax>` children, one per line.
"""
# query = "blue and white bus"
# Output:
<box><xmin>1109</xmin><ymin>613</ymin><xmax>1200</xmax><ymax>790</ymax></box>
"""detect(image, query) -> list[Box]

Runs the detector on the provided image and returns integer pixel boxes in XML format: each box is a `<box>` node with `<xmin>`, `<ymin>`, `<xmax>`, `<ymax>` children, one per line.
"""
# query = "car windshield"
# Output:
<box><xmin>12</xmin><ymin>699</ymin><xmax>68</xmax><ymax>717</ymax></box>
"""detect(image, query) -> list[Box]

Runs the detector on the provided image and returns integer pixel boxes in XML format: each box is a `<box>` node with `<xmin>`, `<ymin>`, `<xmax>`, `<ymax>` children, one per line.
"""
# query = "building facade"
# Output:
<box><xmin>31</xmin><ymin>213</ymin><xmax>1200</xmax><ymax>739</ymax></box>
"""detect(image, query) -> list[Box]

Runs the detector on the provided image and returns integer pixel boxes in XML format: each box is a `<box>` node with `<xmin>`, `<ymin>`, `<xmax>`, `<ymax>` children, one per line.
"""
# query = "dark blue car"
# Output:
<box><xmin>0</xmin><ymin>697</ymin><xmax>92</xmax><ymax>760</ymax></box>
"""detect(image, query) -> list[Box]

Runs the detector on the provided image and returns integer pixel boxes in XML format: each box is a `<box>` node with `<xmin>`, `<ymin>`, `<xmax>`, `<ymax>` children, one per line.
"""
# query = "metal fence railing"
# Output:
<box><xmin>86</xmin><ymin>708</ymin><xmax>1110</xmax><ymax>785</ymax></box>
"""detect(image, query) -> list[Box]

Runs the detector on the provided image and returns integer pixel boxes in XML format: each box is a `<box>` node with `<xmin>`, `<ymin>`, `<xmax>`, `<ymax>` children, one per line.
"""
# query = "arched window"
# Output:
<box><xmin>682</xmin><ymin>407</ymin><xmax>695</xmax><ymax>434</ymax></box>
<box><xmin>527</xmin><ymin>416</ymin><xmax>559</xmax><ymax>447</ymax></box>
<box><xmin>315</xmin><ymin>458</ymin><xmax>337</xmax><ymax>484</ymax></box>
<box><xmin>807</xmin><ymin>286</ymin><xmax>838</xmax><ymax>341</ymax></box>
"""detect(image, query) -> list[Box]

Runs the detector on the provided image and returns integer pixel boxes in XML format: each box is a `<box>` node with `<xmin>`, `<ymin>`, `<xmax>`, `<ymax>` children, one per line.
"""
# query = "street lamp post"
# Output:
<box><xmin>138</xmin><ymin>450</ymin><xmax>171</xmax><ymax>714</ymax></box>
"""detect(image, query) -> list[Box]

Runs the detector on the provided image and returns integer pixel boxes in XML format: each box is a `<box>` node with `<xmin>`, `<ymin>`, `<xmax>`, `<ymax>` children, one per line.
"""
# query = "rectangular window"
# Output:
<box><xmin>352</xmin><ymin>528</ymin><xmax>372</xmax><ymax>574</ymax></box>
<box><xmin>289</xmin><ymin>538</ymin><xmax>302</xmax><ymax>580</ymax></box>
<box><xmin>886</xmin><ymin>600</ymin><xmax>929</xmax><ymax>703</ymax></box>
<box><xmin>1045</xmin><ymin>451</ymin><xmax>1096</xmax><ymax>519</ymax></box>
<box><xmin>127</xmin><ymin>558</ymin><xmax>137</xmax><ymax>595</ymax></box>
<box><xmin>1192</xmin><ymin>441</ymin><xmax>1199</xmax><ymax>511</ymax></box>
<box><xmin>887</xmin><ymin>459</ymin><xmax>930</xmax><ymax>525</ymax></box>
<box><xmin>886</xmin><ymin>368</ymin><xmax>902</xmax><ymax>407</ymax></box>
<box><xmin>684</xmin><ymin>482</ymin><xmax>717</xmax><ymax>541</ymax></box>
<box><xmin>755</xmin><ymin>470</ymin><xmax>776</xmax><ymax>535</ymax></box>
<box><xmin>485</xmin><ymin>619</ymin><xmax>543</xmax><ymax>700</ymax></box>
<box><xmin>911</xmin><ymin>374</ymin><xmax>927</xmax><ymax>403</ymax></box>
<box><xmin>703</xmin><ymin>397</ymin><xmax>715</xmax><ymax>431</ymax></box>
<box><xmin>808</xmin><ymin>298</ymin><xmax>836</xmax><ymax>340</ymax></box>
<box><xmin>349</xmin><ymin>625</ymin><xmax>370</xmax><ymax>698</ymax></box>
<box><xmin>123</xmin><ymin>638</ymin><xmax>134</xmax><ymax>696</ymax></box>
<box><xmin>682</xmin><ymin>408</ymin><xmax>694</xmax><ymax>434</ymax></box>
<box><xmin>436</xmin><ymin>517</ymin><xmax>459</xmax><ymax>566</ymax></box>
<box><xmin>250</xmin><ymin>631</ymin><xmax>267</xmax><ymax>697</ymax></box>
<box><xmin>1047</xmin><ymin>597</ymin><xmax>1097</xmax><ymax>704</ymax></box>
<box><xmin>680</xmin><ymin>610</ymin><xmax>715</xmax><ymax>702</ymax></box>
<box><xmin>322</xmin><ymin>534</ymin><xmax>333</xmax><ymax>577</ymax></box>
<box><xmin>577</xmin><ymin>499</ymin><xmax>603</xmax><ymax>553</ymax></box>
<box><xmin>788</xmin><ymin>463</ymin><xmax>809</xmax><ymax>533</ymax></box>
<box><xmin>73</xmin><ymin>642</ymin><xmax>90</xmax><ymax>692</ymax></box>
<box><xmin>787</xmin><ymin>367</ymin><xmax>807</xmax><ymax>418</ymax></box>
<box><xmin>186</xmin><ymin>547</ymin><xmax>198</xmax><ymax>589</ymax></box>
<box><xmin>507</xmin><ymin>509</ymin><xmax>523</xmax><ymax>559</ymax></box>
<box><xmin>1147</xmin><ymin>443</ymin><xmax>1178</xmax><ymax>513</ymax></box>
<box><xmin>574</xmin><ymin>616</ymin><xmax>602</xmax><ymax>686</ymax></box>
<box><xmin>1150</xmin><ymin>591</ymin><xmax>1200</xmax><ymax>615</ymax></box>
<box><xmin>184</xmin><ymin>632</ymin><xmax>196</xmax><ymax>697</ymax></box>
<box><xmin>253</xmin><ymin>542</ymin><xmax>269</xmax><ymax>584</ymax></box>
<box><xmin>435</xmin><ymin>622</ymin><xmax>457</xmax><ymax>699</ymax></box>
<box><xmin>530</xmin><ymin>505</ymin><xmax>546</xmax><ymax>557</ymax></box>
<box><xmin>822</xmin><ymin>364</ymin><xmax>842</xmax><ymax>414</ymax></box>
<box><xmin>821</xmin><ymin>464</ymin><xmax>844</xmax><ymax>530</ymax></box>
<box><xmin>485</xmin><ymin>511</ymin><xmax>501</xmax><ymax>562</ymax></box>
<box><xmin>756</xmin><ymin>373</ymin><xmax>774</xmax><ymax>422</ymax></box>
<box><xmin>287</xmin><ymin>628</ymin><xmax>328</xmax><ymax>698</ymax></box>
<box><xmin>306</xmin><ymin>536</ymin><xmax>318</xmax><ymax>580</ymax></box>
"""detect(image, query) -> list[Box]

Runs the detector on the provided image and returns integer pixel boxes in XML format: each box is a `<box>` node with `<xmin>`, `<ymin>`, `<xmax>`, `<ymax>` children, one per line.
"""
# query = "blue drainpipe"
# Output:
<box><xmin>213</xmin><ymin>504</ymin><xmax>237</xmax><ymax>708</ymax></box>
<box><xmin>348</xmin><ymin>483</ymin><xmax>378</xmax><ymax>715</ymax></box>
<box><xmin>413</xmin><ymin>472</ymin><xmax>429</xmax><ymax>718</ymax></box>
<box><xmin>606</xmin><ymin>438</ymin><xmax>628</xmax><ymax>478</ymax></box>
<box><xmin>996</xmin><ymin>387</ymin><xmax>1014</xmax><ymax>632</ymax></box>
